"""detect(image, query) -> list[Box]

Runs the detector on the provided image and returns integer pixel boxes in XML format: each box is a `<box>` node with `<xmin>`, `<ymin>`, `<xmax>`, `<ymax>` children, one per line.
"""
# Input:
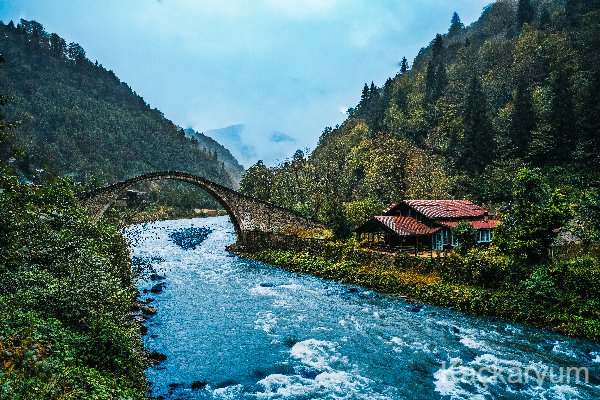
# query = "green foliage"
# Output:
<box><xmin>0</xmin><ymin>169</ymin><xmax>146</xmax><ymax>398</ymax></box>
<box><xmin>240</xmin><ymin>160</ymin><xmax>273</xmax><ymax>202</ymax></box>
<box><xmin>517</xmin><ymin>0</ymin><xmax>535</xmax><ymax>29</ymax></box>
<box><xmin>460</xmin><ymin>75</ymin><xmax>494</xmax><ymax>174</ymax></box>
<box><xmin>344</xmin><ymin>198</ymin><xmax>383</xmax><ymax>229</ymax></box>
<box><xmin>493</xmin><ymin>168</ymin><xmax>575</xmax><ymax>263</ymax></box>
<box><xmin>451</xmin><ymin>221</ymin><xmax>478</xmax><ymax>255</ymax></box>
<box><xmin>574</xmin><ymin>188</ymin><xmax>600</xmax><ymax>243</ymax></box>
<box><xmin>448</xmin><ymin>12</ymin><xmax>464</xmax><ymax>37</ymax></box>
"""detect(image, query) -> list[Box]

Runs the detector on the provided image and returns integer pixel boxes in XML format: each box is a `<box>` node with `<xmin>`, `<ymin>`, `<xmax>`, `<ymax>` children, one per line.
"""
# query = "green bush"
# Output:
<box><xmin>521</xmin><ymin>267</ymin><xmax>562</xmax><ymax>304</ymax></box>
<box><xmin>451</xmin><ymin>221</ymin><xmax>478</xmax><ymax>255</ymax></box>
<box><xmin>0</xmin><ymin>169</ymin><xmax>146</xmax><ymax>399</ymax></box>
<box><xmin>436</xmin><ymin>249</ymin><xmax>507</xmax><ymax>288</ymax></box>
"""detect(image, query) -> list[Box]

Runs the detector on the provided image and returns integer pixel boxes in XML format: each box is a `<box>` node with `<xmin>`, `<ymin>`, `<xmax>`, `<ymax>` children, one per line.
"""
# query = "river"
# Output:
<box><xmin>126</xmin><ymin>216</ymin><xmax>600</xmax><ymax>399</ymax></box>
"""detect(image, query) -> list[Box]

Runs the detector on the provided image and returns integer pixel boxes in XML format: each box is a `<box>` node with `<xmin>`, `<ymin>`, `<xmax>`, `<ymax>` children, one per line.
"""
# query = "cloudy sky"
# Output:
<box><xmin>1</xmin><ymin>0</ymin><xmax>492</xmax><ymax>167</ymax></box>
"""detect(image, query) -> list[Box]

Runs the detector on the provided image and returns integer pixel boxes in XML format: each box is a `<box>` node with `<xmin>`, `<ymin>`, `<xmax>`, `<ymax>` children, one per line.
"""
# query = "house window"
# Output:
<box><xmin>416</xmin><ymin>213</ymin><xmax>422</xmax><ymax>222</ymax></box>
<box><xmin>408</xmin><ymin>209</ymin><xmax>412</xmax><ymax>217</ymax></box>
<box><xmin>479</xmin><ymin>229</ymin><xmax>491</xmax><ymax>243</ymax></box>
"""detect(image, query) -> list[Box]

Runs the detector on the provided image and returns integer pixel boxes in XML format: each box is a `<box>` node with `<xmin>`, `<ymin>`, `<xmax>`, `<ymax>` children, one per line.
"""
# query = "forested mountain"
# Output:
<box><xmin>0</xmin><ymin>19</ymin><xmax>244</xmax><ymax>202</ymax></box>
<box><xmin>240</xmin><ymin>0</ymin><xmax>600</xmax><ymax>235</ymax></box>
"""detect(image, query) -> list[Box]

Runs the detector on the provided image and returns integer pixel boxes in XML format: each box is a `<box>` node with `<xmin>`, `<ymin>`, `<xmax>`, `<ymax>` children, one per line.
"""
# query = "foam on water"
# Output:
<box><xmin>252</xmin><ymin>371</ymin><xmax>393</xmax><ymax>400</ymax></box>
<box><xmin>290</xmin><ymin>339</ymin><xmax>345</xmax><ymax>372</ymax></box>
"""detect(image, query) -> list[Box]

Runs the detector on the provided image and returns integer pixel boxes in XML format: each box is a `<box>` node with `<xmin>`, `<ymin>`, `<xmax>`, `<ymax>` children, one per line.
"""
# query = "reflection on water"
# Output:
<box><xmin>126</xmin><ymin>216</ymin><xmax>600</xmax><ymax>399</ymax></box>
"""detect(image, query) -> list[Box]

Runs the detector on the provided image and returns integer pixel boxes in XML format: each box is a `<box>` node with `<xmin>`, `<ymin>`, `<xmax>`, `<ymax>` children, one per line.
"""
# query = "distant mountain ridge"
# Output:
<box><xmin>183</xmin><ymin>127</ymin><xmax>245</xmax><ymax>187</ymax></box>
<box><xmin>201</xmin><ymin>123</ymin><xmax>298</xmax><ymax>168</ymax></box>
<box><xmin>0</xmin><ymin>19</ymin><xmax>244</xmax><ymax>191</ymax></box>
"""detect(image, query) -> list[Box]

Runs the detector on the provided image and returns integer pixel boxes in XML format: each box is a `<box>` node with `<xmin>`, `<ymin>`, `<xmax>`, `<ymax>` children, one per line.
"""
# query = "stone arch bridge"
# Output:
<box><xmin>75</xmin><ymin>171</ymin><xmax>325</xmax><ymax>250</ymax></box>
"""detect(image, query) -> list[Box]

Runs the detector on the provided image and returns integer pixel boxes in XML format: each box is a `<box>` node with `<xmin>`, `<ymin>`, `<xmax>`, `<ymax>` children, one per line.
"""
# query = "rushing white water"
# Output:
<box><xmin>126</xmin><ymin>216</ymin><xmax>600</xmax><ymax>399</ymax></box>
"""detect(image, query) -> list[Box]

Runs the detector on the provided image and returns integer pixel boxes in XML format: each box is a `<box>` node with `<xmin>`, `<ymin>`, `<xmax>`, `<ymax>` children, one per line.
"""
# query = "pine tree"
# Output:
<box><xmin>374</xmin><ymin>78</ymin><xmax>394</xmax><ymax>133</ymax></box>
<box><xmin>517</xmin><ymin>0</ymin><xmax>535</xmax><ymax>29</ymax></box>
<box><xmin>366</xmin><ymin>82</ymin><xmax>379</xmax><ymax>131</ymax></box>
<box><xmin>435</xmin><ymin>62</ymin><xmax>448</xmax><ymax>99</ymax></box>
<box><xmin>425</xmin><ymin>61</ymin><xmax>437</xmax><ymax>104</ymax></box>
<box><xmin>460</xmin><ymin>76</ymin><xmax>494</xmax><ymax>174</ymax></box>
<box><xmin>425</xmin><ymin>61</ymin><xmax>446</xmax><ymax>103</ymax></box>
<box><xmin>360</xmin><ymin>83</ymin><xmax>369</xmax><ymax>105</ymax></box>
<box><xmin>509</xmin><ymin>78</ymin><xmax>535</xmax><ymax>157</ymax></box>
<box><xmin>548</xmin><ymin>69</ymin><xmax>576</xmax><ymax>165</ymax></box>
<box><xmin>400</xmin><ymin>57</ymin><xmax>408</xmax><ymax>74</ymax></box>
<box><xmin>393</xmin><ymin>82</ymin><xmax>406</xmax><ymax>110</ymax></box>
<box><xmin>449</xmin><ymin>12</ymin><xmax>464</xmax><ymax>36</ymax></box>
<box><xmin>431</xmin><ymin>34</ymin><xmax>444</xmax><ymax>64</ymax></box>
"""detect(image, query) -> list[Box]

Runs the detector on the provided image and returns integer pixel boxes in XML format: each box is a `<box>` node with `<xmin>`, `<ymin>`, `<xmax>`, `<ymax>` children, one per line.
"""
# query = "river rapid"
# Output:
<box><xmin>126</xmin><ymin>216</ymin><xmax>600</xmax><ymax>400</ymax></box>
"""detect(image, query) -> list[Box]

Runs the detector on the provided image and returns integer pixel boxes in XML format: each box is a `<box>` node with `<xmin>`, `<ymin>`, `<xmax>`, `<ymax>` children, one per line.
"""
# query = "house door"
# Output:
<box><xmin>434</xmin><ymin>232</ymin><xmax>444</xmax><ymax>250</ymax></box>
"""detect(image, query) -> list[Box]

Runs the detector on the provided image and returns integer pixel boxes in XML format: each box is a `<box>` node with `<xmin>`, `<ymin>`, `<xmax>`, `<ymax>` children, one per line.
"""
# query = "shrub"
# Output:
<box><xmin>451</xmin><ymin>221</ymin><xmax>478</xmax><ymax>255</ymax></box>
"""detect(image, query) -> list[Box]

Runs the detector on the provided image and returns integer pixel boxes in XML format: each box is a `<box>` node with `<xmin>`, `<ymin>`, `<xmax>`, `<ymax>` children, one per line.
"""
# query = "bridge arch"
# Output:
<box><xmin>76</xmin><ymin>171</ymin><xmax>324</xmax><ymax>248</ymax></box>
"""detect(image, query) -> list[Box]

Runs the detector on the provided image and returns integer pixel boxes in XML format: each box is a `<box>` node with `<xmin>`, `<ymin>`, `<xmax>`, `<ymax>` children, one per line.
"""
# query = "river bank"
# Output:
<box><xmin>0</xmin><ymin>173</ymin><xmax>148</xmax><ymax>399</ymax></box>
<box><xmin>246</xmin><ymin>241</ymin><xmax>600</xmax><ymax>342</ymax></box>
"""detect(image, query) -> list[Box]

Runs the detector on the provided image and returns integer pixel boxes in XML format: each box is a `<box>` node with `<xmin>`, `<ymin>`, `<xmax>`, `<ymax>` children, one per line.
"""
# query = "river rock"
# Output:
<box><xmin>149</xmin><ymin>351</ymin><xmax>167</xmax><ymax>364</ymax></box>
<box><xmin>150</xmin><ymin>283</ymin><xmax>165</xmax><ymax>293</ymax></box>
<box><xmin>191</xmin><ymin>380</ymin><xmax>208</xmax><ymax>389</ymax></box>
<box><xmin>169</xmin><ymin>227</ymin><xmax>213</xmax><ymax>250</ymax></box>
<box><xmin>142</xmin><ymin>306</ymin><xmax>157</xmax><ymax>315</ymax></box>
<box><xmin>140</xmin><ymin>325</ymin><xmax>148</xmax><ymax>336</ymax></box>
<box><xmin>260</xmin><ymin>283</ymin><xmax>276</xmax><ymax>287</ymax></box>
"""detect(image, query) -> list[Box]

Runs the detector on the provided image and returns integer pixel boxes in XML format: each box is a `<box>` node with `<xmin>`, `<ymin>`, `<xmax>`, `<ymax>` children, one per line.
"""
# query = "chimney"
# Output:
<box><xmin>484</xmin><ymin>211</ymin><xmax>489</xmax><ymax>222</ymax></box>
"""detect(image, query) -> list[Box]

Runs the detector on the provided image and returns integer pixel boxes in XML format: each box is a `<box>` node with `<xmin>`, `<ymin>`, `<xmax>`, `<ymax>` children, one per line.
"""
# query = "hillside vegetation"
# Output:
<box><xmin>242</xmin><ymin>0</ymin><xmax>600</xmax><ymax>341</ymax></box>
<box><xmin>240</xmin><ymin>0</ymin><xmax>600</xmax><ymax>234</ymax></box>
<box><xmin>0</xmin><ymin>53</ymin><xmax>147</xmax><ymax>398</ymax></box>
<box><xmin>0</xmin><ymin>19</ymin><xmax>244</xmax><ymax>212</ymax></box>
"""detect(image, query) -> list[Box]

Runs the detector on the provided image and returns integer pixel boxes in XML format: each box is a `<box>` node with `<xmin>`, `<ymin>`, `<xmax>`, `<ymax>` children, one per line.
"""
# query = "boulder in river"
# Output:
<box><xmin>150</xmin><ymin>283</ymin><xmax>166</xmax><ymax>293</ymax></box>
<box><xmin>191</xmin><ymin>381</ymin><xmax>208</xmax><ymax>389</ymax></box>
<box><xmin>142</xmin><ymin>306</ymin><xmax>157</xmax><ymax>315</ymax></box>
<box><xmin>149</xmin><ymin>351</ymin><xmax>167</xmax><ymax>364</ymax></box>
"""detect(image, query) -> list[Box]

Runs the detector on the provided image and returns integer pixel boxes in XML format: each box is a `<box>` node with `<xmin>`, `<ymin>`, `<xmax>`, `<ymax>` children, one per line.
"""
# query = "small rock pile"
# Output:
<box><xmin>169</xmin><ymin>226</ymin><xmax>213</xmax><ymax>250</ymax></box>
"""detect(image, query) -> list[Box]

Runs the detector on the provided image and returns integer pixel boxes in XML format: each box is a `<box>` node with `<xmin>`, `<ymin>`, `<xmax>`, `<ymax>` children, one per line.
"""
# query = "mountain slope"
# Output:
<box><xmin>0</xmin><ymin>19</ymin><xmax>243</xmax><ymax>192</ymax></box>
<box><xmin>240</xmin><ymin>0</ymin><xmax>600</xmax><ymax>230</ymax></box>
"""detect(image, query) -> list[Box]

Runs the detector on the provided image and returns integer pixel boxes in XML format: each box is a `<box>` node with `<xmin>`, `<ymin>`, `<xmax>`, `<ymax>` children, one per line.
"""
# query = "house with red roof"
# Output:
<box><xmin>354</xmin><ymin>200</ymin><xmax>501</xmax><ymax>254</ymax></box>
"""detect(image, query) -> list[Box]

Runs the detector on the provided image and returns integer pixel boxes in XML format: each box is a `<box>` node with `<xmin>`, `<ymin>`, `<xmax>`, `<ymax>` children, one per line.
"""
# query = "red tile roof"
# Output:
<box><xmin>385</xmin><ymin>200</ymin><xmax>491</xmax><ymax>219</ymax></box>
<box><xmin>435</xmin><ymin>219</ymin><xmax>501</xmax><ymax>230</ymax></box>
<box><xmin>372</xmin><ymin>216</ymin><xmax>440</xmax><ymax>236</ymax></box>
<box><xmin>382</xmin><ymin>202</ymin><xmax>400</xmax><ymax>214</ymax></box>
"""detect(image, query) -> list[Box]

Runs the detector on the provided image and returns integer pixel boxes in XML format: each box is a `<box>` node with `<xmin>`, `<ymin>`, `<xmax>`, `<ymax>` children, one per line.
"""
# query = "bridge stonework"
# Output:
<box><xmin>75</xmin><ymin>171</ymin><xmax>325</xmax><ymax>251</ymax></box>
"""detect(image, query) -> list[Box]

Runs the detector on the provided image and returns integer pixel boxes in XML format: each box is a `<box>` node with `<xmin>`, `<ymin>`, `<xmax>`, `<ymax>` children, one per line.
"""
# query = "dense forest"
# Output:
<box><xmin>0</xmin><ymin>19</ymin><xmax>245</xmax><ymax>211</ymax></box>
<box><xmin>240</xmin><ymin>0</ymin><xmax>600</xmax><ymax>237</ymax></box>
